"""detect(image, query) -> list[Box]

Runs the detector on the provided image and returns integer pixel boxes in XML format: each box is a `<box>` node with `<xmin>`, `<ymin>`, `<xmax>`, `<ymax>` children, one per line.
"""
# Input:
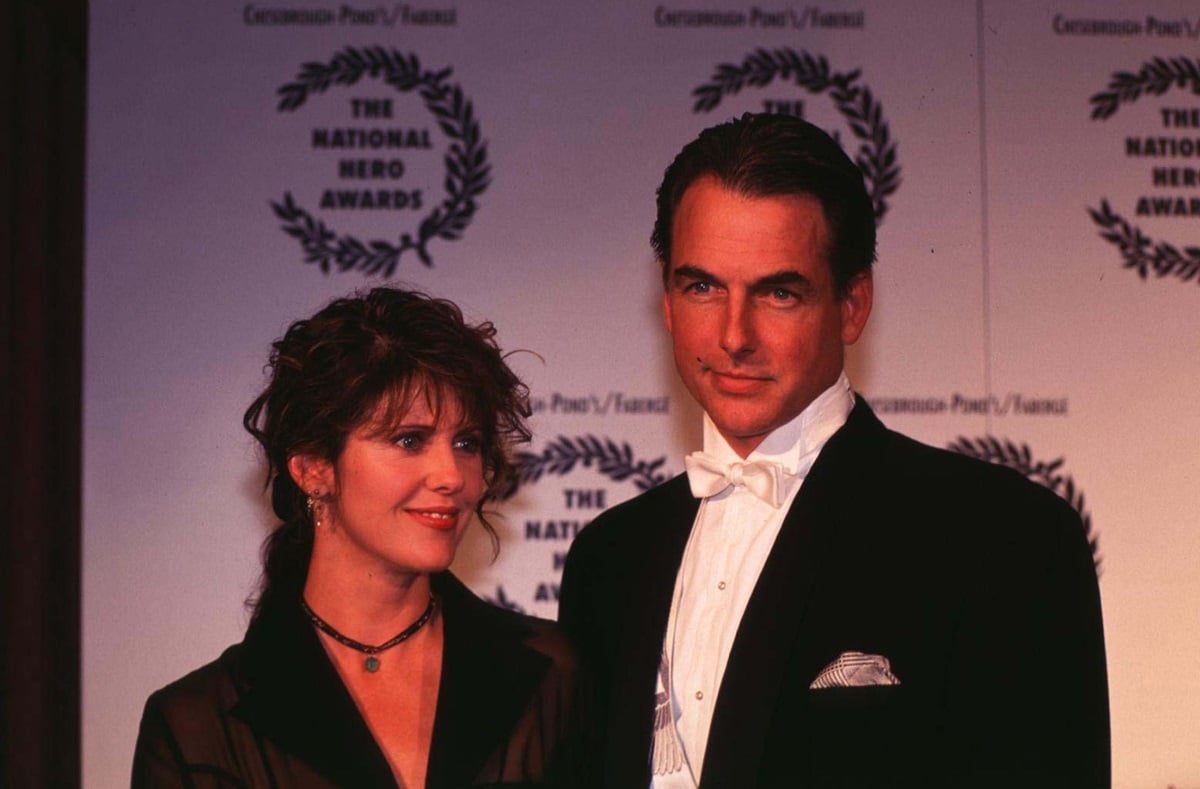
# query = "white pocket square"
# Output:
<box><xmin>809</xmin><ymin>651</ymin><xmax>901</xmax><ymax>689</ymax></box>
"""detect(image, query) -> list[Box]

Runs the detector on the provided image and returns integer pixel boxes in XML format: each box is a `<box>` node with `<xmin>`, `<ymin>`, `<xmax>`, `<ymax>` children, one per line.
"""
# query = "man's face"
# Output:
<box><xmin>663</xmin><ymin>177</ymin><xmax>872</xmax><ymax>457</ymax></box>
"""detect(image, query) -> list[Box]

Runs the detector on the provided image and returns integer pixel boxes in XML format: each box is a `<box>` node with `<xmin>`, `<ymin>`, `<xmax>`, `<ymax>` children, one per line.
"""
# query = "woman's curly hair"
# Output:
<box><xmin>242</xmin><ymin>287</ymin><xmax>531</xmax><ymax>617</ymax></box>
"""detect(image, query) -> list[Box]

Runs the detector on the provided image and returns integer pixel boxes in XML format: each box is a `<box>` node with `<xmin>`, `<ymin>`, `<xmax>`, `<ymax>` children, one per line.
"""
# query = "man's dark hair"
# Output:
<box><xmin>651</xmin><ymin>112</ymin><xmax>877</xmax><ymax>296</ymax></box>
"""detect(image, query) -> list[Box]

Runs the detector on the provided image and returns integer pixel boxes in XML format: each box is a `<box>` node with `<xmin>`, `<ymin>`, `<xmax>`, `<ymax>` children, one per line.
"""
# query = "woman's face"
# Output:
<box><xmin>312</xmin><ymin>392</ymin><xmax>486</xmax><ymax>581</ymax></box>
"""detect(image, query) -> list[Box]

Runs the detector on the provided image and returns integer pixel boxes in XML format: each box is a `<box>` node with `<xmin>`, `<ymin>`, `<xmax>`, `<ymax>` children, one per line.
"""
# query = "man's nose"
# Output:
<box><xmin>719</xmin><ymin>297</ymin><xmax>756</xmax><ymax>358</ymax></box>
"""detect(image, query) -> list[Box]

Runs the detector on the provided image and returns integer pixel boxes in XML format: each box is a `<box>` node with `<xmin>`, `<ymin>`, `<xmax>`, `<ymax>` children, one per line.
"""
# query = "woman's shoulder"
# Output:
<box><xmin>439</xmin><ymin>573</ymin><xmax>578</xmax><ymax>672</ymax></box>
<box><xmin>510</xmin><ymin>609</ymin><xmax>578</xmax><ymax>673</ymax></box>
<box><xmin>141</xmin><ymin>643</ymin><xmax>245</xmax><ymax>722</ymax></box>
<box><xmin>132</xmin><ymin>643</ymin><xmax>251</xmax><ymax>784</ymax></box>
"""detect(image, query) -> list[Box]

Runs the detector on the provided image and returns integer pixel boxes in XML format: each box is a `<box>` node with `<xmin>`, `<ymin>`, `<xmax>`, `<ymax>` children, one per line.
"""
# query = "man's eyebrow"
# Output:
<box><xmin>752</xmin><ymin>270</ymin><xmax>819</xmax><ymax>296</ymax></box>
<box><xmin>670</xmin><ymin>264</ymin><xmax>723</xmax><ymax>285</ymax></box>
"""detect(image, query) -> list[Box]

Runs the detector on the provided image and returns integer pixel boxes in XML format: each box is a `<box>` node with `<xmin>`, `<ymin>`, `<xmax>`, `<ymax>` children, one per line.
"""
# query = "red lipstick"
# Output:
<box><xmin>407</xmin><ymin>507</ymin><xmax>459</xmax><ymax>530</ymax></box>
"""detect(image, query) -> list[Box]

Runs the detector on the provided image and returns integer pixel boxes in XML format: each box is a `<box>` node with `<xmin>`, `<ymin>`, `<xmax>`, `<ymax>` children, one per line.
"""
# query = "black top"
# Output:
<box><xmin>132</xmin><ymin>573</ymin><xmax>579</xmax><ymax>788</ymax></box>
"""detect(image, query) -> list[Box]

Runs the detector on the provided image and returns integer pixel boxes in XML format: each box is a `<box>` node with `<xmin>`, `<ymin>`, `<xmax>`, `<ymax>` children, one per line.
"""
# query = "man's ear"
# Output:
<box><xmin>662</xmin><ymin>289</ymin><xmax>674</xmax><ymax>335</ymax></box>
<box><xmin>287</xmin><ymin>453</ymin><xmax>335</xmax><ymax>497</ymax></box>
<box><xmin>839</xmin><ymin>271</ymin><xmax>873</xmax><ymax>346</ymax></box>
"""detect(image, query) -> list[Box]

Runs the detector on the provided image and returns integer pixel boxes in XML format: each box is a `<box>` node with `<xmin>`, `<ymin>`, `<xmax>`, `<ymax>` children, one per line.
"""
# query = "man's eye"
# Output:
<box><xmin>759</xmin><ymin>286</ymin><xmax>802</xmax><ymax>304</ymax></box>
<box><xmin>685</xmin><ymin>281</ymin><xmax>712</xmax><ymax>295</ymax></box>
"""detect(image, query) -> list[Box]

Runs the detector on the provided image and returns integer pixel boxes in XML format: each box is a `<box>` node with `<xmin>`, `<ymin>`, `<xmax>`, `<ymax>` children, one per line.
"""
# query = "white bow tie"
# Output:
<box><xmin>684</xmin><ymin>452</ymin><xmax>787</xmax><ymax>508</ymax></box>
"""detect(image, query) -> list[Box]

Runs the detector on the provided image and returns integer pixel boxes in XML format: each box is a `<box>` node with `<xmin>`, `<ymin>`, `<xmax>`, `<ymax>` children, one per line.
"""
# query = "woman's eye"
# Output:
<box><xmin>395</xmin><ymin>433</ymin><xmax>425</xmax><ymax>450</ymax></box>
<box><xmin>454</xmin><ymin>435</ymin><xmax>483</xmax><ymax>453</ymax></box>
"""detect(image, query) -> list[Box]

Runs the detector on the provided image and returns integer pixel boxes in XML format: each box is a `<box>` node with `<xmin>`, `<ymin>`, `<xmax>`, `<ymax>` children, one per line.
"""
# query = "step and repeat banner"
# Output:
<box><xmin>86</xmin><ymin>2</ymin><xmax>1199</xmax><ymax>786</ymax></box>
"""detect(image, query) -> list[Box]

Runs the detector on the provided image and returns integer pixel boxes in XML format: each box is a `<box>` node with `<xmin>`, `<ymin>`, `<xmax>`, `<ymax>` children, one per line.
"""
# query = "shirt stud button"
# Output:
<box><xmin>717</xmin><ymin>581</ymin><xmax>727</xmax><ymax>590</ymax></box>
<box><xmin>695</xmin><ymin>691</ymin><xmax>704</xmax><ymax>700</ymax></box>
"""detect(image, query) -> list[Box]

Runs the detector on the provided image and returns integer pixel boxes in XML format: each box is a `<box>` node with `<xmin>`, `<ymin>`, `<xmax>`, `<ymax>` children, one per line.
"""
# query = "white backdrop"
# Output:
<box><xmin>86</xmin><ymin>2</ymin><xmax>1200</xmax><ymax>786</ymax></box>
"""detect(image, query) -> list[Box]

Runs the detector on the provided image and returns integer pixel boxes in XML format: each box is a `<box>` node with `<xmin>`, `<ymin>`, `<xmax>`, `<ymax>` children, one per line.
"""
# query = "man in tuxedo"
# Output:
<box><xmin>558</xmin><ymin>113</ymin><xmax>1109</xmax><ymax>788</ymax></box>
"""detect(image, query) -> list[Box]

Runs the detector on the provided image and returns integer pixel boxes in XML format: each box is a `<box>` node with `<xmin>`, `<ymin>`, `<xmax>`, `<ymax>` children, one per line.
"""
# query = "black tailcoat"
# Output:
<box><xmin>559</xmin><ymin>401</ymin><xmax>1109</xmax><ymax>788</ymax></box>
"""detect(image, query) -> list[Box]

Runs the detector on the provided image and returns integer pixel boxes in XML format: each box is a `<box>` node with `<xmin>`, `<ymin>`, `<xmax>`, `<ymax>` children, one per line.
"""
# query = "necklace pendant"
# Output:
<box><xmin>364</xmin><ymin>656</ymin><xmax>380</xmax><ymax>673</ymax></box>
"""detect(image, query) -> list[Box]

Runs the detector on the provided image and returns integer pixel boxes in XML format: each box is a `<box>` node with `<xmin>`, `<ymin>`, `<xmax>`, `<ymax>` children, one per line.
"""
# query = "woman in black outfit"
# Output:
<box><xmin>132</xmin><ymin>288</ymin><xmax>577</xmax><ymax>788</ymax></box>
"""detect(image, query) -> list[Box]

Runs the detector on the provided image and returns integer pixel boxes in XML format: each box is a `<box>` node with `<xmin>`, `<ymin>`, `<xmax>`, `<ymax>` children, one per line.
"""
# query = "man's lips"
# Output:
<box><xmin>406</xmin><ymin>507</ymin><xmax>460</xmax><ymax>530</ymax></box>
<box><xmin>708</xmin><ymin>369</ymin><xmax>771</xmax><ymax>395</ymax></box>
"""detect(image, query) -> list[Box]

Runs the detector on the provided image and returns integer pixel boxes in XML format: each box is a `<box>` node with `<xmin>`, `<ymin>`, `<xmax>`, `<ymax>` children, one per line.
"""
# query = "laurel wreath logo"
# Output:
<box><xmin>946</xmin><ymin>436</ymin><xmax>1100</xmax><ymax>573</ymax></box>
<box><xmin>1088</xmin><ymin>200</ymin><xmax>1200</xmax><ymax>283</ymax></box>
<box><xmin>498</xmin><ymin>435</ymin><xmax>669</xmax><ymax>500</ymax></box>
<box><xmin>692</xmin><ymin>48</ymin><xmax>901</xmax><ymax>222</ymax></box>
<box><xmin>1087</xmin><ymin>56</ymin><xmax>1200</xmax><ymax>286</ymax></box>
<box><xmin>1088</xmin><ymin>56</ymin><xmax>1200</xmax><ymax>121</ymax></box>
<box><xmin>272</xmin><ymin>47</ymin><xmax>490</xmax><ymax>275</ymax></box>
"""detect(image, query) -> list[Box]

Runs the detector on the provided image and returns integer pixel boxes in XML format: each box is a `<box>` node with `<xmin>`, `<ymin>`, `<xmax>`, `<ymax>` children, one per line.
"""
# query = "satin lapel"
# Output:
<box><xmin>699</xmin><ymin>402</ymin><xmax>888</xmax><ymax>787</ymax></box>
<box><xmin>608</xmin><ymin>475</ymin><xmax>700</xmax><ymax>786</ymax></box>
<box><xmin>231</xmin><ymin>599</ymin><xmax>397</xmax><ymax>787</ymax></box>
<box><xmin>425</xmin><ymin>573</ymin><xmax>552</xmax><ymax>787</ymax></box>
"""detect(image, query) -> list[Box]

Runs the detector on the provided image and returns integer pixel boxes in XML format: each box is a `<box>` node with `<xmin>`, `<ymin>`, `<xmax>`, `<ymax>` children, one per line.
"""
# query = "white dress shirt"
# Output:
<box><xmin>651</xmin><ymin>373</ymin><xmax>855</xmax><ymax>787</ymax></box>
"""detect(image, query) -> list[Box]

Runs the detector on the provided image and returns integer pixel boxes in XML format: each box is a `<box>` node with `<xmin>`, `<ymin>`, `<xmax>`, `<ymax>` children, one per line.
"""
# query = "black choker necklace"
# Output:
<box><xmin>301</xmin><ymin>593</ymin><xmax>436</xmax><ymax>673</ymax></box>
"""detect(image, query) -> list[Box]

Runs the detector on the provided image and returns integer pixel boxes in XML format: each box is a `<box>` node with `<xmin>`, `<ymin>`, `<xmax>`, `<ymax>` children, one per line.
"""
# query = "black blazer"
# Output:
<box><xmin>132</xmin><ymin>573</ymin><xmax>578</xmax><ymax>788</ymax></box>
<box><xmin>559</xmin><ymin>400</ymin><xmax>1109</xmax><ymax>788</ymax></box>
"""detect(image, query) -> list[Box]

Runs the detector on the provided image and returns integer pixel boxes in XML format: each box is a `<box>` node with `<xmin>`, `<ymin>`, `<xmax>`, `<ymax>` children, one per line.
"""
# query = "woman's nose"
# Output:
<box><xmin>426</xmin><ymin>442</ymin><xmax>466</xmax><ymax>493</ymax></box>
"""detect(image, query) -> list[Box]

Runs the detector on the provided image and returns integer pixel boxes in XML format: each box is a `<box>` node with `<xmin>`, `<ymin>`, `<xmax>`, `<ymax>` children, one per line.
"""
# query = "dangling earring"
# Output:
<box><xmin>306</xmin><ymin>490</ymin><xmax>324</xmax><ymax>527</ymax></box>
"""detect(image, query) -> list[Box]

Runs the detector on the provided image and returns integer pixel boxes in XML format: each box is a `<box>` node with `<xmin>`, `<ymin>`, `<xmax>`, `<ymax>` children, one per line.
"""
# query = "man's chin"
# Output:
<box><xmin>706</xmin><ymin>414</ymin><xmax>775</xmax><ymax>452</ymax></box>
